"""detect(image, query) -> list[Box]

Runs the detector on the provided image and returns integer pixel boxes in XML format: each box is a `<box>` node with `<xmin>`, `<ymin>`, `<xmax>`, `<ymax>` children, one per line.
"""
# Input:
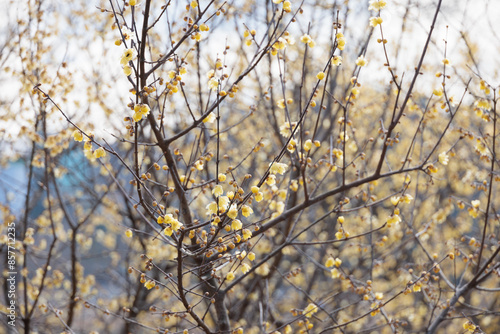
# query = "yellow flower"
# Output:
<box><xmin>123</xmin><ymin>65</ymin><xmax>132</xmax><ymax>76</ymax></box>
<box><xmin>226</xmin><ymin>271</ymin><xmax>235</xmax><ymax>281</ymax></box>
<box><xmin>387</xmin><ymin>214</ymin><xmax>401</xmax><ymax>226</ymax></box>
<box><xmin>325</xmin><ymin>257</ymin><xmax>335</xmax><ymax>268</ymax></box>
<box><xmin>368</xmin><ymin>0</ymin><xmax>387</xmax><ymax>11</ymax></box>
<box><xmin>251</xmin><ymin>186</ymin><xmax>259</xmax><ymax>194</ymax></box>
<box><xmin>206</xmin><ymin>202</ymin><xmax>218</xmax><ymax>215</ymax></box>
<box><xmin>248</xmin><ymin>252</ymin><xmax>255</xmax><ymax>261</ymax></box>
<box><xmin>283</xmin><ymin>0</ymin><xmax>291</xmax><ymax>12</ymax></box>
<box><xmin>433</xmin><ymin>88</ymin><xmax>443</xmax><ymax>97</ymax></box>
<box><xmin>304</xmin><ymin>139</ymin><xmax>313</xmax><ymax>151</ymax></box>
<box><xmin>129</xmin><ymin>0</ymin><xmax>136</xmax><ymax>6</ymax></box>
<box><xmin>277</xmin><ymin>99</ymin><xmax>286</xmax><ymax>109</ymax></box>
<box><xmin>232</xmin><ymin>219</ymin><xmax>242</xmax><ymax>231</ymax></box>
<box><xmin>255</xmin><ymin>192</ymin><xmax>263</xmax><ymax>202</ymax></box>
<box><xmin>227</xmin><ymin>204</ymin><xmax>238</xmax><ymax>219</ymax></box>
<box><xmin>330</xmin><ymin>268</ymin><xmax>340</xmax><ymax>278</ymax></box>
<box><xmin>170</xmin><ymin>218</ymin><xmax>183</xmax><ymax>232</ymax></box>
<box><xmin>336</xmin><ymin>33</ymin><xmax>346</xmax><ymax>50</ymax></box>
<box><xmin>120</xmin><ymin>48</ymin><xmax>136</xmax><ymax>65</ymax></box>
<box><xmin>356</xmin><ymin>55</ymin><xmax>368</xmax><ymax>67</ymax></box>
<box><xmin>316</xmin><ymin>71</ymin><xmax>325</xmax><ymax>80</ymax></box>
<box><xmin>73</xmin><ymin>130</ymin><xmax>83</xmax><ymax>142</ymax></box>
<box><xmin>203</xmin><ymin>112</ymin><xmax>216</xmax><ymax>123</ymax></box>
<box><xmin>241</xmin><ymin>263</ymin><xmax>251</xmax><ymax>274</ymax></box>
<box><xmin>476</xmin><ymin>99</ymin><xmax>491</xmax><ymax>110</ymax></box>
<box><xmin>471</xmin><ymin>200</ymin><xmax>480</xmax><ymax>208</ymax></box>
<box><xmin>93</xmin><ymin>147</ymin><xmax>106</xmax><ymax>159</ymax></box>
<box><xmin>334</xmin><ymin>258</ymin><xmax>342</xmax><ymax>267</ymax></box>
<box><xmin>403</xmin><ymin>194</ymin><xmax>413</xmax><ymax>203</ymax></box>
<box><xmin>375</xmin><ymin>292</ymin><xmax>384</xmax><ymax>300</ymax></box>
<box><xmin>269</xmin><ymin>162</ymin><xmax>288</xmax><ymax>175</ymax></box>
<box><xmin>121</xmin><ymin>27</ymin><xmax>134</xmax><ymax>41</ymax></box>
<box><xmin>190</xmin><ymin>0</ymin><xmax>198</xmax><ymax>8</ymax></box>
<box><xmin>369</xmin><ymin>16</ymin><xmax>383</xmax><ymax>27</ymax></box>
<box><xmin>391</xmin><ymin>196</ymin><xmax>400</xmax><ymax>206</ymax></box>
<box><xmin>208</xmin><ymin>77</ymin><xmax>219</xmax><ymax>89</ymax></box>
<box><xmin>218</xmin><ymin>173</ymin><xmax>226</xmax><ymax>182</ymax></box>
<box><xmin>200</xmin><ymin>23</ymin><xmax>209</xmax><ymax>31</ymax></box>
<box><xmin>303</xmin><ymin>303</ymin><xmax>318</xmax><ymax>318</ymax></box>
<box><xmin>256</xmin><ymin>263</ymin><xmax>270</xmax><ymax>276</ymax></box>
<box><xmin>442</xmin><ymin>58</ymin><xmax>450</xmax><ymax>66</ymax></box>
<box><xmin>242</xmin><ymin>229</ymin><xmax>252</xmax><ymax>241</ymax></box>
<box><xmin>438</xmin><ymin>152</ymin><xmax>449</xmax><ymax>165</ymax></box>
<box><xmin>213</xmin><ymin>184</ymin><xmax>224</xmax><ymax>197</ymax></box>
<box><xmin>241</xmin><ymin>205</ymin><xmax>253</xmax><ymax>217</ymax></box>
<box><xmin>279</xmin><ymin>121</ymin><xmax>296</xmax><ymax>136</ymax></box>
<box><xmin>194</xmin><ymin>160</ymin><xmax>204</xmax><ymax>170</ymax></box>
<box><xmin>144</xmin><ymin>280</ymin><xmax>156</xmax><ymax>290</ymax></box>
<box><xmin>125</xmin><ymin>229</ymin><xmax>133</xmax><ymax>238</ymax></box>
<box><xmin>300</xmin><ymin>34</ymin><xmax>313</xmax><ymax>44</ymax></box>
<box><xmin>332</xmin><ymin>55</ymin><xmax>342</xmax><ymax>66</ymax></box>
<box><xmin>266</xmin><ymin>175</ymin><xmax>276</xmax><ymax>186</ymax></box>
<box><xmin>163</xmin><ymin>226</ymin><xmax>173</xmax><ymax>236</ymax></box>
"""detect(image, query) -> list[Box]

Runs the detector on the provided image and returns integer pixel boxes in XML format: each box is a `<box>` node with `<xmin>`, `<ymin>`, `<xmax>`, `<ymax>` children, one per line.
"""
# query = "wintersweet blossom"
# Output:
<box><xmin>232</xmin><ymin>219</ymin><xmax>242</xmax><ymax>231</ymax></box>
<box><xmin>369</xmin><ymin>16</ymin><xmax>383</xmax><ymax>27</ymax></box>
<box><xmin>331</xmin><ymin>268</ymin><xmax>341</xmax><ymax>278</ymax></box>
<box><xmin>208</xmin><ymin>77</ymin><xmax>219</xmax><ymax>89</ymax></box>
<box><xmin>73</xmin><ymin>130</ymin><xmax>83</xmax><ymax>142</ymax></box>
<box><xmin>132</xmin><ymin>103</ymin><xmax>150</xmax><ymax>122</ymax></box>
<box><xmin>303</xmin><ymin>303</ymin><xmax>318</xmax><ymax>318</ymax></box>
<box><xmin>433</xmin><ymin>88</ymin><xmax>443</xmax><ymax>97</ymax></box>
<box><xmin>368</xmin><ymin>0</ymin><xmax>387</xmax><ymax>11</ymax></box>
<box><xmin>241</xmin><ymin>205</ymin><xmax>253</xmax><ymax>217</ymax></box>
<box><xmin>304</xmin><ymin>139</ymin><xmax>313</xmax><ymax>151</ymax></box>
<box><xmin>300</xmin><ymin>34</ymin><xmax>315</xmax><ymax>48</ymax></box>
<box><xmin>242</xmin><ymin>229</ymin><xmax>252</xmax><ymax>241</ymax></box>
<box><xmin>476</xmin><ymin>99</ymin><xmax>491</xmax><ymax>111</ymax></box>
<box><xmin>283</xmin><ymin>1</ymin><xmax>291</xmax><ymax>12</ymax></box>
<box><xmin>227</xmin><ymin>204</ymin><xmax>238</xmax><ymax>219</ymax></box>
<box><xmin>120</xmin><ymin>48</ymin><xmax>136</xmax><ymax>65</ymax></box>
<box><xmin>279</xmin><ymin>121</ymin><xmax>296</xmax><ymax>137</ymax></box>
<box><xmin>269</xmin><ymin>162</ymin><xmax>288</xmax><ymax>175</ymax></box>
<box><xmin>332</xmin><ymin>55</ymin><xmax>342</xmax><ymax>66</ymax></box>
<box><xmin>336</xmin><ymin>33</ymin><xmax>346</xmax><ymax>50</ymax></box>
<box><xmin>356</xmin><ymin>55</ymin><xmax>368</xmax><ymax>67</ymax></box>
<box><xmin>121</xmin><ymin>27</ymin><xmax>134</xmax><ymax>41</ymax></box>
<box><xmin>123</xmin><ymin>65</ymin><xmax>132</xmax><ymax>76</ymax></box>
<box><xmin>144</xmin><ymin>280</ymin><xmax>155</xmax><ymax>290</ymax></box>
<box><xmin>93</xmin><ymin>147</ymin><xmax>106</xmax><ymax>159</ymax></box>
<box><xmin>316</xmin><ymin>71</ymin><xmax>325</xmax><ymax>80</ymax></box>
<box><xmin>387</xmin><ymin>214</ymin><xmax>401</xmax><ymax>226</ymax></box>
<box><xmin>203</xmin><ymin>112</ymin><xmax>216</xmax><ymax>123</ymax></box>
<box><xmin>213</xmin><ymin>184</ymin><xmax>223</xmax><ymax>197</ymax></box>
<box><xmin>241</xmin><ymin>263</ymin><xmax>251</xmax><ymax>274</ymax></box>
<box><xmin>438</xmin><ymin>152</ymin><xmax>449</xmax><ymax>165</ymax></box>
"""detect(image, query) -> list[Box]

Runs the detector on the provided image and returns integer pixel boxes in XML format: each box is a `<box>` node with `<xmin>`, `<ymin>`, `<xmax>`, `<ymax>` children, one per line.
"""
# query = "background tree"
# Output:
<box><xmin>1</xmin><ymin>0</ymin><xmax>499</xmax><ymax>333</ymax></box>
